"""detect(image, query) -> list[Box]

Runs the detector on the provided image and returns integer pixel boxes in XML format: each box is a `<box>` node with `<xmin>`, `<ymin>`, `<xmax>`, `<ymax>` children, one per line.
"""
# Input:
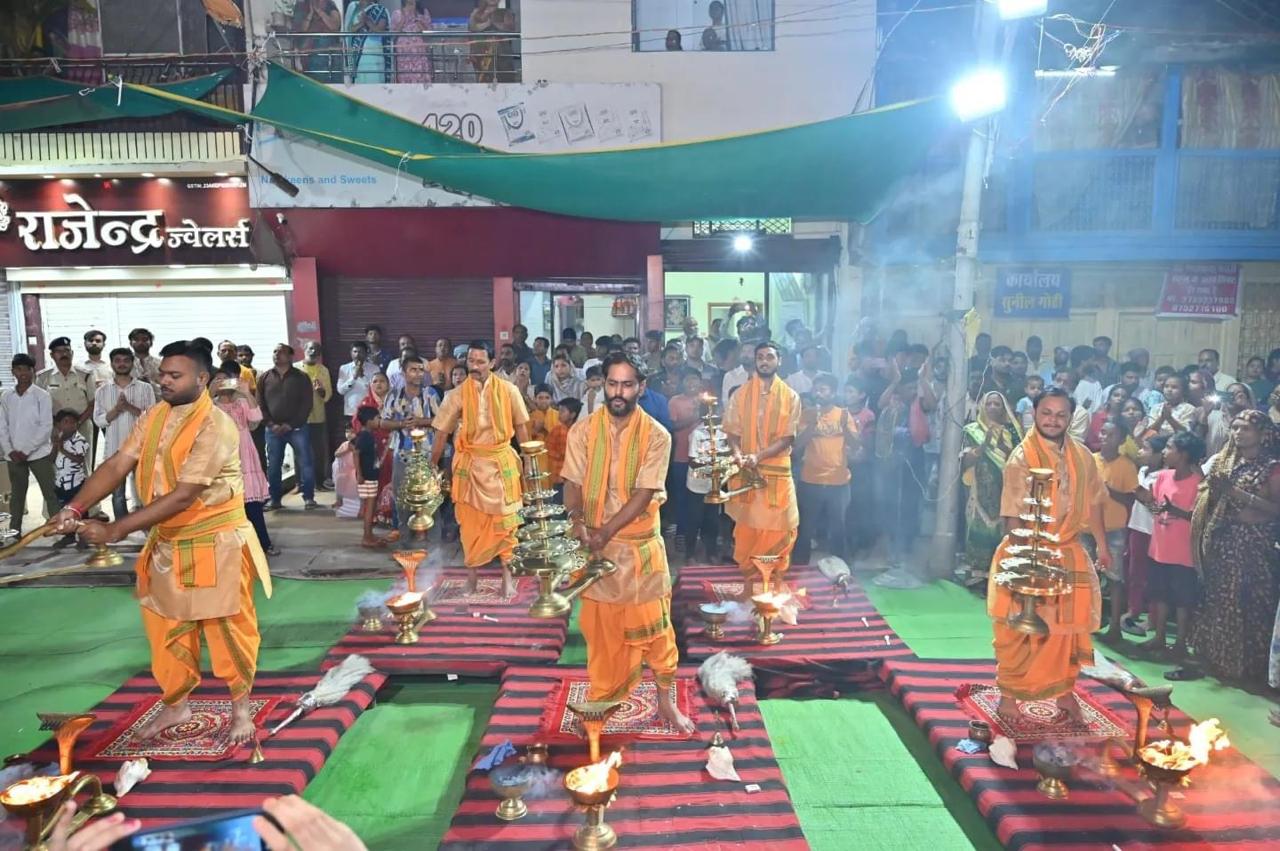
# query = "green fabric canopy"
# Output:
<box><xmin>13</xmin><ymin>60</ymin><xmax>951</xmax><ymax>223</ymax></box>
<box><xmin>139</xmin><ymin>63</ymin><xmax>952</xmax><ymax>223</ymax></box>
<box><xmin>0</xmin><ymin>70</ymin><xmax>231</xmax><ymax>133</ymax></box>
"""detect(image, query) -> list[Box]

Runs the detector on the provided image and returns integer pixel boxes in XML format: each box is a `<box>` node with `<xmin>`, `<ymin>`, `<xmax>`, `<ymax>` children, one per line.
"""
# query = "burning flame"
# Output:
<box><xmin>0</xmin><ymin>773</ymin><xmax>77</xmax><ymax>807</ymax></box>
<box><xmin>567</xmin><ymin>751</ymin><xmax>621</xmax><ymax>794</ymax></box>
<box><xmin>751</xmin><ymin>590</ymin><xmax>792</xmax><ymax>610</ymax></box>
<box><xmin>1141</xmin><ymin>718</ymin><xmax>1230</xmax><ymax>770</ymax></box>
<box><xmin>386</xmin><ymin>591</ymin><xmax>423</xmax><ymax>609</ymax></box>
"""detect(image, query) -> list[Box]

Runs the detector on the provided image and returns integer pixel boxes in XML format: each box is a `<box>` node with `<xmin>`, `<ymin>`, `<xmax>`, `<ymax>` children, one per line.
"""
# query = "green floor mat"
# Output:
<box><xmin>303</xmin><ymin>680</ymin><xmax>497</xmax><ymax>851</ymax></box>
<box><xmin>762</xmin><ymin>693</ymin><xmax>998</xmax><ymax>851</ymax></box>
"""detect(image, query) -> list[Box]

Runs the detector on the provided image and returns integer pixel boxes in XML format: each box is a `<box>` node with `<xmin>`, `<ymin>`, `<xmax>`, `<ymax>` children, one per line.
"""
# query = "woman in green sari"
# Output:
<box><xmin>961</xmin><ymin>391</ymin><xmax>1022</xmax><ymax>580</ymax></box>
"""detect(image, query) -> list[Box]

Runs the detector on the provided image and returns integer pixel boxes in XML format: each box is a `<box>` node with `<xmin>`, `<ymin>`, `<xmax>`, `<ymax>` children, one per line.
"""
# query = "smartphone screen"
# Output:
<box><xmin>110</xmin><ymin>810</ymin><xmax>266</xmax><ymax>850</ymax></box>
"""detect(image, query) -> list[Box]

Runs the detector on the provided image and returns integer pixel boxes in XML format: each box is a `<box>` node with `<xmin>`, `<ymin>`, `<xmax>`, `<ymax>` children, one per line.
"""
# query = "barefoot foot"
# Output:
<box><xmin>657</xmin><ymin>693</ymin><xmax>696</xmax><ymax>734</ymax></box>
<box><xmin>1055</xmin><ymin>693</ymin><xmax>1084</xmax><ymax>724</ymax></box>
<box><xmin>996</xmin><ymin>695</ymin><xmax>1019</xmax><ymax>725</ymax></box>
<box><xmin>501</xmin><ymin>565</ymin><xmax>516</xmax><ymax>598</ymax></box>
<box><xmin>465</xmin><ymin>570</ymin><xmax>480</xmax><ymax>596</ymax></box>
<box><xmin>135</xmin><ymin>700</ymin><xmax>192</xmax><ymax>741</ymax></box>
<box><xmin>228</xmin><ymin>697</ymin><xmax>255</xmax><ymax>746</ymax></box>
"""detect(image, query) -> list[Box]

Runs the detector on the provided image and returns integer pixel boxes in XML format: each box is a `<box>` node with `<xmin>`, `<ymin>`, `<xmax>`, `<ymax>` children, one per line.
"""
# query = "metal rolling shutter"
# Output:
<box><xmin>321</xmin><ymin>278</ymin><xmax>495</xmax><ymax>366</ymax></box>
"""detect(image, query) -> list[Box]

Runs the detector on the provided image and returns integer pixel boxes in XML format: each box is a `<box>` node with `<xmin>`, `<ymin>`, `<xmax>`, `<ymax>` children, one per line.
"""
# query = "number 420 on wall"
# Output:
<box><xmin>420</xmin><ymin>112</ymin><xmax>484</xmax><ymax>144</ymax></box>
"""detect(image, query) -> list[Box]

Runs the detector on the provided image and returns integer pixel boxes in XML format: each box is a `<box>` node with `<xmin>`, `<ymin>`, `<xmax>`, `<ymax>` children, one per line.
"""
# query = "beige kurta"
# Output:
<box><xmin>119</xmin><ymin>401</ymin><xmax>270</xmax><ymax>621</ymax></box>
<box><xmin>433</xmin><ymin>376</ymin><xmax>530</xmax><ymax>514</ymax></box>
<box><xmin>560</xmin><ymin>410</ymin><xmax>672</xmax><ymax>606</ymax></box>
<box><xmin>723</xmin><ymin>378</ymin><xmax>800</xmax><ymax>529</ymax></box>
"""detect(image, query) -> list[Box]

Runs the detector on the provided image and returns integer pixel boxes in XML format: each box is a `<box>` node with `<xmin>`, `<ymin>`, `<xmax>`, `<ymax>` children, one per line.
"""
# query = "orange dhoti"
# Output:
<box><xmin>141</xmin><ymin>552</ymin><xmax>261</xmax><ymax>704</ymax></box>
<box><xmin>731</xmin><ymin>523</ymin><xmax>799</xmax><ymax>583</ymax></box>
<box><xmin>579</xmin><ymin>596</ymin><xmax>678</xmax><ymax>701</ymax></box>
<box><xmin>454</xmin><ymin>501</ymin><xmax>519</xmax><ymax>568</ymax></box>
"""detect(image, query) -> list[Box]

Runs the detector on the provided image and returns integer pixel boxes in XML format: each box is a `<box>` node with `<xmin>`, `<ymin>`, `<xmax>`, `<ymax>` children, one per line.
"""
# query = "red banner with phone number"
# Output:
<box><xmin>1157</xmin><ymin>263</ymin><xmax>1241</xmax><ymax>319</ymax></box>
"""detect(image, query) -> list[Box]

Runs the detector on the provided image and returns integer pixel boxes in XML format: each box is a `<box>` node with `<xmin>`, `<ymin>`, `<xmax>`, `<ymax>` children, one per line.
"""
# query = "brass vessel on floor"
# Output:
<box><xmin>565</xmin><ymin>763</ymin><xmax>621</xmax><ymax>851</ymax></box>
<box><xmin>568</xmin><ymin>700</ymin><xmax>623</xmax><ymax>763</ymax></box>
<box><xmin>689</xmin><ymin>394</ymin><xmax>765</xmax><ymax>505</ymax></box>
<box><xmin>994</xmin><ymin>468</ymin><xmax>1072</xmax><ymax>637</ymax></box>
<box><xmin>0</xmin><ymin>517</ymin><xmax>125</xmax><ymax>586</ymax></box>
<box><xmin>508</xmin><ymin>441</ymin><xmax>616</xmax><ymax>618</ymax></box>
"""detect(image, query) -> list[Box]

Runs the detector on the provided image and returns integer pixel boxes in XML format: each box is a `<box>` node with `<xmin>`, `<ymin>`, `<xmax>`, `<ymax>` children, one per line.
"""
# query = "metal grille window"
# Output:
<box><xmin>692</xmin><ymin>218</ymin><xmax>792</xmax><ymax>237</ymax></box>
<box><xmin>633</xmin><ymin>1</ymin><xmax>775</xmax><ymax>52</ymax></box>
<box><xmin>1175</xmin><ymin>156</ymin><xmax>1280</xmax><ymax>231</ymax></box>
<box><xmin>1032</xmin><ymin>155</ymin><xmax>1155</xmax><ymax>231</ymax></box>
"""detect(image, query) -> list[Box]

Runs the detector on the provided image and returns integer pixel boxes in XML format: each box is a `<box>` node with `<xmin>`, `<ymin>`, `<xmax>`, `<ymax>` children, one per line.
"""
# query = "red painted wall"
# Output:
<box><xmin>265</xmin><ymin>207</ymin><xmax>659</xmax><ymax>279</ymax></box>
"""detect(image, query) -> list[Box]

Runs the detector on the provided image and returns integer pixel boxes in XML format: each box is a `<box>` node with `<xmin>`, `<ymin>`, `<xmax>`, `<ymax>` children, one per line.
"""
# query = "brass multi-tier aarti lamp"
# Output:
<box><xmin>689</xmin><ymin>393</ymin><xmax>765</xmax><ymax>505</ymax></box>
<box><xmin>507</xmin><ymin>441</ymin><xmax>617</xmax><ymax>618</ymax></box>
<box><xmin>993</xmin><ymin>468</ymin><xmax>1073</xmax><ymax>636</ymax></box>
<box><xmin>399</xmin><ymin>428</ymin><xmax>447</xmax><ymax>536</ymax></box>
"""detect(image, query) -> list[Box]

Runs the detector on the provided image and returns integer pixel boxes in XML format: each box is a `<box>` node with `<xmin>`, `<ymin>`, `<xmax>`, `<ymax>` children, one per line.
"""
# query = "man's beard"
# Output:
<box><xmin>755</xmin><ymin>366</ymin><xmax>776</xmax><ymax>378</ymax></box>
<box><xmin>1035</xmin><ymin>422</ymin><xmax>1066</xmax><ymax>443</ymax></box>
<box><xmin>607</xmin><ymin>394</ymin><xmax>636</xmax><ymax>417</ymax></box>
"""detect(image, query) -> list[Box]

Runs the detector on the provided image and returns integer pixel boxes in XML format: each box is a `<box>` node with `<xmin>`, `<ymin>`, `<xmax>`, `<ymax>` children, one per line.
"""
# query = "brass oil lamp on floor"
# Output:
<box><xmin>1136</xmin><ymin>719</ymin><xmax>1229</xmax><ymax>830</ymax></box>
<box><xmin>994</xmin><ymin>468</ymin><xmax>1072</xmax><ymax>636</ymax></box>
<box><xmin>565</xmin><ymin>752</ymin><xmax>622</xmax><ymax>851</ymax></box>
<box><xmin>0</xmin><ymin>714</ymin><xmax>116</xmax><ymax>850</ymax></box>
<box><xmin>508</xmin><ymin>441</ymin><xmax>616</xmax><ymax>618</ymax></box>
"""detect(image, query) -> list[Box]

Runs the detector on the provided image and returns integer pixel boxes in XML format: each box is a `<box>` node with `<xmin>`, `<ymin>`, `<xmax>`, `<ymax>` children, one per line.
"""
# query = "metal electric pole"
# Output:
<box><xmin>927</xmin><ymin>0</ymin><xmax>1001</xmax><ymax>579</ymax></box>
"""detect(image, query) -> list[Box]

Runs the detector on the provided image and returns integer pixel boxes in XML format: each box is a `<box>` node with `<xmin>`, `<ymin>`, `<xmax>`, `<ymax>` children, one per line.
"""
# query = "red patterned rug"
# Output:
<box><xmin>432</xmin><ymin>576</ymin><xmax>522</xmax><ymax>606</ymax></box>
<box><xmin>537</xmin><ymin>677</ymin><xmax>697</xmax><ymax>743</ymax></box>
<box><xmin>957</xmin><ymin>683</ymin><xmax>1127</xmax><ymax>743</ymax></box>
<box><xmin>88</xmin><ymin>696</ymin><xmax>281</xmax><ymax>761</ymax></box>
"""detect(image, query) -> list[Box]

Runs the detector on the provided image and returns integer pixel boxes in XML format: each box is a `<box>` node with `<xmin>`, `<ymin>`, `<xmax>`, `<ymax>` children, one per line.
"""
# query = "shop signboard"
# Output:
<box><xmin>1157</xmin><ymin>263</ymin><xmax>1240</xmax><ymax>319</ymax></box>
<box><xmin>247</xmin><ymin>81</ymin><xmax>661</xmax><ymax>208</ymax></box>
<box><xmin>993</xmin><ymin>267</ymin><xmax>1071</xmax><ymax>319</ymax></box>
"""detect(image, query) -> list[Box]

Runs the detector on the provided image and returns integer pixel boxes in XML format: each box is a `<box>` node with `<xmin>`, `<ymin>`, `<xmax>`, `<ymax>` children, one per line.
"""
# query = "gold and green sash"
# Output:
<box><xmin>734</xmin><ymin>375</ymin><xmax>798</xmax><ymax>508</ymax></box>
<box><xmin>583</xmin><ymin>406</ymin><xmax>662</xmax><ymax>575</ymax></box>
<box><xmin>453</xmin><ymin>376</ymin><xmax>520</xmax><ymax>504</ymax></box>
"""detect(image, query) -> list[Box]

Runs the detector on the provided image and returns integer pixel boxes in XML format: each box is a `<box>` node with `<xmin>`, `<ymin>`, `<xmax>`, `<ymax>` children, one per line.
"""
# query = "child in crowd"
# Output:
<box><xmin>212</xmin><ymin>365</ymin><xmax>277</xmax><ymax>555</ymax></box>
<box><xmin>353</xmin><ymin>406</ymin><xmax>386</xmax><ymax>549</ymax></box>
<box><xmin>1095</xmin><ymin>419</ymin><xmax>1139</xmax><ymax>644</ymax></box>
<box><xmin>51</xmin><ymin>409</ymin><xmax>89</xmax><ymax>550</ymax></box>
<box><xmin>529</xmin><ymin>384</ymin><xmax>559</xmax><ymax>439</ymax></box>
<box><xmin>1138</xmin><ymin>431</ymin><xmax>1206</xmax><ymax>659</ymax></box>
<box><xmin>546</xmin><ymin>397</ymin><xmax>580</xmax><ymax>502</ymax></box>
<box><xmin>1121</xmin><ymin>434</ymin><xmax>1167</xmax><ymax>637</ymax></box>
<box><xmin>332</xmin><ymin>427</ymin><xmax>361</xmax><ymax>520</ymax></box>
<box><xmin>582</xmin><ymin>365</ymin><xmax>605</xmax><ymax>416</ymax></box>
<box><xmin>1016</xmin><ymin>374</ymin><xmax>1045</xmax><ymax>434</ymax></box>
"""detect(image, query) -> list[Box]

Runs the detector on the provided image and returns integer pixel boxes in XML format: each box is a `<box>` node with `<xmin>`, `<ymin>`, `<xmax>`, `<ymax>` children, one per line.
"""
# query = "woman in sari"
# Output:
<box><xmin>345</xmin><ymin>0</ymin><xmax>389</xmax><ymax>83</ymax></box>
<box><xmin>1174</xmin><ymin>411</ymin><xmax>1280</xmax><ymax>691</ymax></box>
<box><xmin>961</xmin><ymin>391</ymin><xmax>1022</xmax><ymax>580</ymax></box>
<box><xmin>391</xmin><ymin>0</ymin><xmax>433</xmax><ymax>83</ymax></box>
<box><xmin>468</xmin><ymin>0</ymin><xmax>516</xmax><ymax>82</ymax></box>
<box><xmin>352</xmin><ymin>372</ymin><xmax>394</xmax><ymax>527</ymax></box>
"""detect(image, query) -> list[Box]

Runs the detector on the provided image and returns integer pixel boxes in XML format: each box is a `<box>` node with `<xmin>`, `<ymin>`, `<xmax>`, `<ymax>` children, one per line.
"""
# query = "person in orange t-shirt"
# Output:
<box><xmin>1094</xmin><ymin>419</ymin><xmax>1138</xmax><ymax>644</ymax></box>
<box><xmin>529</xmin><ymin>384</ymin><xmax>561</xmax><ymax>439</ymax></box>
<box><xmin>545</xmin><ymin>397</ymin><xmax>580</xmax><ymax>500</ymax></box>
<box><xmin>794</xmin><ymin>373</ymin><xmax>859</xmax><ymax>564</ymax></box>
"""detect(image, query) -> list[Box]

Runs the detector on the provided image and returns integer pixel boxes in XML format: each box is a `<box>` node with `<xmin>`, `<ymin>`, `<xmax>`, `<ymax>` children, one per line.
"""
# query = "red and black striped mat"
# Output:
<box><xmin>324</xmin><ymin>571</ymin><xmax>567</xmax><ymax>677</ymax></box>
<box><xmin>672</xmin><ymin>563</ymin><xmax>913</xmax><ymax>697</ymax></box>
<box><xmin>439</xmin><ymin>665</ymin><xmax>809</xmax><ymax>850</ymax></box>
<box><xmin>0</xmin><ymin>669</ymin><xmax>385</xmax><ymax>837</ymax></box>
<box><xmin>882</xmin><ymin>657</ymin><xmax>1280</xmax><ymax>850</ymax></box>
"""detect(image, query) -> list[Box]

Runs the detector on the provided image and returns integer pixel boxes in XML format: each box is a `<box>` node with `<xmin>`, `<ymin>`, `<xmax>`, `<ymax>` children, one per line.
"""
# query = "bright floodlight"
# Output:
<box><xmin>732</xmin><ymin>234</ymin><xmax>754</xmax><ymax>253</ymax></box>
<box><xmin>950</xmin><ymin>68</ymin><xmax>1007</xmax><ymax>121</ymax></box>
<box><xmin>996</xmin><ymin>0</ymin><xmax>1047</xmax><ymax>19</ymax></box>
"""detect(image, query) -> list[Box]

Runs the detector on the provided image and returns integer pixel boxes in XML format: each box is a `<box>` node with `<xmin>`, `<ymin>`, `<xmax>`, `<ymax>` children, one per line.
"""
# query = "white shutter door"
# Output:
<box><xmin>39</xmin><ymin>293</ymin><xmax>288</xmax><ymax>367</ymax></box>
<box><xmin>114</xmin><ymin>293</ymin><xmax>289</xmax><ymax>367</ymax></box>
<box><xmin>39</xmin><ymin>295</ymin><xmax>124</xmax><ymax>353</ymax></box>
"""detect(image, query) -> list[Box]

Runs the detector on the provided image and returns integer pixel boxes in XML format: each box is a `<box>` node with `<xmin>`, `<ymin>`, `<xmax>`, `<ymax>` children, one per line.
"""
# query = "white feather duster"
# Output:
<box><xmin>697</xmin><ymin>652</ymin><xmax>752</xmax><ymax>732</ymax></box>
<box><xmin>268</xmin><ymin>655</ymin><xmax>376</xmax><ymax>737</ymax></box>
<box><xmin>816</xmin><ymin>556</ymin><xmax>852</xmax><ymax>602</ymax></box>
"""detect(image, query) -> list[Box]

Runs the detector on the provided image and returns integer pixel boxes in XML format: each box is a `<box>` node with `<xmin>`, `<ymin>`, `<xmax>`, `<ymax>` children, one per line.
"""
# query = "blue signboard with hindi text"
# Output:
<box><xmin>994</xmin><ymin>267</ymin><xmax>1071</xmax><ymax>318</ymax></box>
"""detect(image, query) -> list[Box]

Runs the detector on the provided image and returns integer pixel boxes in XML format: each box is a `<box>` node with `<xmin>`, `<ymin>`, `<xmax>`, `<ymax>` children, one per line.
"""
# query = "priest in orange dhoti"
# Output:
<box><xmin>724</xmin><ymin>341</ymin><xmax>800</xmax><ymax>599</ymax></box>
<box><xmin>50</xmin><ymin>340</ymin><xmax>272</xmax><ymax>744</ymax></box>
<box><xmin>431</xmin><ymin>340</ymin><xmax>531</xmax><ymax>595</ymax></box>
<box><xmin>561</xmin><ymin>352</ymin><xmax>694</xmax><ymax>733</ymax></box>
<box><xmin>987</xmin><ymin>387</ymin><xmax>1110</xmax><ymax>723</ymax></box>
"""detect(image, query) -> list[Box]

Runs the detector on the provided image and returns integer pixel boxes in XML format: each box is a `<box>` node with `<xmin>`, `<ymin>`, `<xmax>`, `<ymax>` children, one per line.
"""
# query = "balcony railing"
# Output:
<box><xmin>261</xmin><ymin>31</ymin><xmax>521</xmax><ymax>84</ymax></box>
<box><xmin>0</xmin><ymin>55</ymin><xmax>244</xmax><ymax>166</ymax></box>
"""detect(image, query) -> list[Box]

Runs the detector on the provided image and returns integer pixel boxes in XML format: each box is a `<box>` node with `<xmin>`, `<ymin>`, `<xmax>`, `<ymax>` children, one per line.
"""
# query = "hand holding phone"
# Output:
<box><xmin>108</xmin><ymin>809</ymin><xmax>267</xmax><ymax>850</ymax></box>
<box><xmin>255</xmin><ymin>796</ymin><xmax>368</xmax><ymax>851</ymax></box>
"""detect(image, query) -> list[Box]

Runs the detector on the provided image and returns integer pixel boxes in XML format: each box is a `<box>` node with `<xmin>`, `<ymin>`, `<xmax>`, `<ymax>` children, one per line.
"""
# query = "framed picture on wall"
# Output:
<box><xmin>664</xmin><ymin>295</ymin><xmax>691</xmax><ymax>330</ymax></box>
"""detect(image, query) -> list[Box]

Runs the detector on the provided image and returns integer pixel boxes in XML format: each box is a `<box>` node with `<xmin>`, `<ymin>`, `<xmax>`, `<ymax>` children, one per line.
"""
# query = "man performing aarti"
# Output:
<box><xmin>987</xmin><ymin>387</ymin><xmax>1110</xmax><ymax>722</ymax></box>
<box><xmin>724</xmin><ymin>341</ymin><xmax>800</xmax><ymax>597</ymax></box>
<box><xmin>561</xmin><ymin>353</ymin><xmax>694</xmax><ymax>733</ymax></box>
<box><xmin>431</xmin><ymin>340</ymin><xmax>530</xmax><ymax>595</ymax></box>
<box><xmin>49</xmin><ymin>340</ymin><xmax>272</xmax><ymax>743</ymax></box>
